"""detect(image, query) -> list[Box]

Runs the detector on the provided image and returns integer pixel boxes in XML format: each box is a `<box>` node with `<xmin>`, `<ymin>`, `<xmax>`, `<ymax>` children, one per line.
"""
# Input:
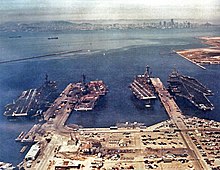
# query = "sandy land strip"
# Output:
<box><xmin>175</xmin><ymin>51</ymin><xmax>207</xmax><ymax>70</ymax></box>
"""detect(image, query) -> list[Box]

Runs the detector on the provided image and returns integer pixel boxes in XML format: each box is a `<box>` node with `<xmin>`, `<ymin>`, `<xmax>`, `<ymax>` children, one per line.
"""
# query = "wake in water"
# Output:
<box><xmin>0</xmin><ymin>49</ymin><xmax>83</xmax><ymax>64</ymax></box>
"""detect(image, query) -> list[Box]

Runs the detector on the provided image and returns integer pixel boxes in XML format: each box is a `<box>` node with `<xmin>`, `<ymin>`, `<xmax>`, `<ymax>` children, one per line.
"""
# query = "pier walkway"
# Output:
<box><xmin>150</xmin><ymin>78</ymin><xmax>210</xmax><ymax>170</ymax></box>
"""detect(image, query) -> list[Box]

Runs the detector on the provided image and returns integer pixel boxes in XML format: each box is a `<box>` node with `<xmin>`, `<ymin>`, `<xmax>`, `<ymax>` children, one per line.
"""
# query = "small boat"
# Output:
<box><xmin>20</xmin><ymin>145</ymin><xmax>28</xmax><ymax>153</ymax></box>
<box><xmin>145</xmin><ymin>104</ymin><xmax>151</xmax><ymax>108</ymax></box>
<box><xmin>48</xmin><ymin>37</ymin><xmax>58</xmax><ymax>40</ymax></box>
<box><xmin>9</xmin><ymin>35</ymin><xmax>22</xmax><ymax>39</ymax></box>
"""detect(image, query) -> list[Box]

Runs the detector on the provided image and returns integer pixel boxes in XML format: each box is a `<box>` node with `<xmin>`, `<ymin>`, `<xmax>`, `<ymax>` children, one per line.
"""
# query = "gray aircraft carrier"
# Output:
<box><xmin>167</xmin><ymin>69</ymin><xmax>214</xmax><ymax>111</ymax></box>
<box><xmin>4</xmin><ymin>75</ymin><xmax>57</xmax><ymax>119</ymax></box>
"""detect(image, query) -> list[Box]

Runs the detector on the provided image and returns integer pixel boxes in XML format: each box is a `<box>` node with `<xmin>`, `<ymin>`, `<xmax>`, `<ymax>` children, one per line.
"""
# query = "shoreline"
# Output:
<box><xmin>174</xmin><ymin>51</ymin><xmax>206</xmax><ymax>70</ymax></box>
<box><xmin>173</xmin><ymin>36</ymin><xmax>220</xmax><ymax>69</ymax></box>
<box><xmin>27</xmin><ymin>77</ymin><xmax>219</xmax><ymax>170</ymax></box>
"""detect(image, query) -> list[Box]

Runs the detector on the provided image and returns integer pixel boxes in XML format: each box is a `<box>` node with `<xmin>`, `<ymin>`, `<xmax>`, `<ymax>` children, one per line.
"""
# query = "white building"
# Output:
<box><xmin>25</xmin><ymin>143</ymin><xmax>40</xmax><ymax>161</ymax></box>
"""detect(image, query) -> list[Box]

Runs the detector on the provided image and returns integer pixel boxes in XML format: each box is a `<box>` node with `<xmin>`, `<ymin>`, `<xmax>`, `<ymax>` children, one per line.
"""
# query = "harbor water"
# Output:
<box><xmin>0</xmin><ymin>27</ymin><xmax>220</xmax><ymax>165</ymax></box>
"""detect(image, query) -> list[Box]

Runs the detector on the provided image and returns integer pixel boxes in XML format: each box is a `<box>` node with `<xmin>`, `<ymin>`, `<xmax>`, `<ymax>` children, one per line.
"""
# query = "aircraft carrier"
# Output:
<box><xmin>167</xmin><ymin>69</ymin><xmax>214</xmax><ymax>111</ymax></box>
<box><xmin>130</xmin><ymin>65</ymin><xmax>156</xmax><ymax>107</ymax></box>
<box><xmin>72</xmin><ymin>75</ymin><xmax>108</xmax><ymax>111</ymax></box>
<box><xmin>4</xmin><ymin>75</ymin><xmax>57</xmax><ymax>119</ymax></box>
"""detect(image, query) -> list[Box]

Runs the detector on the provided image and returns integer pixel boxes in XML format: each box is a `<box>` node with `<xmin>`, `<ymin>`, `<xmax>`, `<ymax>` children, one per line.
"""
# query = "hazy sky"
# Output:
<box><xmin>0</xmin><ymin>0</ymin><xmax>219</xmax><ymax>23</ymax></box>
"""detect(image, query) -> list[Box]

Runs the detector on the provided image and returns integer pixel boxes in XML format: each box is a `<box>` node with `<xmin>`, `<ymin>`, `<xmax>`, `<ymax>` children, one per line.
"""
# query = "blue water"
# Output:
<box><xmin>0</xmin><ymin>27</ymin><xmax>220</xmax><ymax>165</ymax></box>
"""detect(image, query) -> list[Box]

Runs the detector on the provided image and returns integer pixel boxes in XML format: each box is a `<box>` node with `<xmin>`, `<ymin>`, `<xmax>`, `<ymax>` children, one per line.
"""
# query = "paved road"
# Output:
<box><xmin>151</xmin><ymin>78</ymin><xmax>210</xmax><ymax>170</ymax></box>
<box><xmin>26</xmin><ymin>77</ymin><xmax>213</xmax><ymax>170</ymax></box>
<box><xmin>34</xmin><ymin>136</ymin><xmax>57</xmax><ymax>170</ymax></box>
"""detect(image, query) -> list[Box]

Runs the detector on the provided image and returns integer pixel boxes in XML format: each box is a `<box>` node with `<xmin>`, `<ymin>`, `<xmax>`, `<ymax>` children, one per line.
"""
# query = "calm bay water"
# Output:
<box><xmin>0</xmin><ymin>27</ymin><xmax>220</xmax><ymax>165</ymax></box>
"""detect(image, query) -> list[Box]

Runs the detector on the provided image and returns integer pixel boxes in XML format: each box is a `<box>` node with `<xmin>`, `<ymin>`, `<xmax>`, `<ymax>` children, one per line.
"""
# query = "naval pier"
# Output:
<box><xmin>150</xmin><ymin>77</ymin><xmax>210</xmax><ymax>170</ymax></box>
<box><xmin>14</xmin><ymin>75</ymin><xmax>220</xmax><ymax>170</ymax></box>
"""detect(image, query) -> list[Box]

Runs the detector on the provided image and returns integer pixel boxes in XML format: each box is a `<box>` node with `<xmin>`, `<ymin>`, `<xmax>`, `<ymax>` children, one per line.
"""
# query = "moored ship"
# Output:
<box><xmin>167</xmin><ymin>69</ymin><xmax>214</xmax><ymax>111</ymax></box>
<box><xmin>4</xmin><ymin>75</ymin><xmax>57</xmax><ymax>119</ymax></box>
<box><xmin>73</xmin><ymin>75</ymin><xmax>108</xmax><ymax>111</ymax></box>
<box><xmin>130</xmin><ymin>65</ymin><xmax>156</xmax><ymax>107</ymax></box>
<box><xmin>116</xmin><ymin>122</ymin><xmax>145</xmax><ymax>128</ymax></box>
<box><xmin>0</xmin><ymin>162</ymin><xmax>15</xmax><ymax>170</ymax></box>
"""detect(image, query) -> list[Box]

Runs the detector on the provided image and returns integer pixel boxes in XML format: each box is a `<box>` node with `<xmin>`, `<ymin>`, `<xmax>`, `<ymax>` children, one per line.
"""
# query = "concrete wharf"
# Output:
<box><xmin>18</xmin><ymin>76</ymin><xmax>220</xmax><ymax>170</ymax></box>
<box><xmin>150</xmin><ymin>77</ymin><xmax>210</xmax><ymax>170</ymax></box>
<box><xmin>21</xmin><ymin>124</ymin><xmax>41</xmax><ymax>143</ymax></box>
<box><xmin>43</xmin><ymin>83</ymin><xmax>73</xmax><ymax>121</ymax></box>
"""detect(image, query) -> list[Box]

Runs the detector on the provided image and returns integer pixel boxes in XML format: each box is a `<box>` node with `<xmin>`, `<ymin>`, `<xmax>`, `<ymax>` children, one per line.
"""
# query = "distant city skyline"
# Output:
<box><xmin>0</xmin><ymin>0</ymin><xmax>219</xmax><ymax>23</ymax></box>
